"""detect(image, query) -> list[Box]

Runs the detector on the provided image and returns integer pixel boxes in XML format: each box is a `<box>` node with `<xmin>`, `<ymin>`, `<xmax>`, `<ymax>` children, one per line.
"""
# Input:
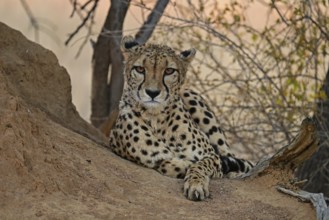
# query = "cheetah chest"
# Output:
<box><xmin>142</xmin><ymin>109</ymin><xmax>214</xmax><ymax>162</ymax></box>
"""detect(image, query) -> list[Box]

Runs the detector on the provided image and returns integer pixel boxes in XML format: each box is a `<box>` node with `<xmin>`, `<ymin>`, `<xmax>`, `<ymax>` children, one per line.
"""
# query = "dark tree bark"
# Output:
<box><xmin>297</xmin><ymin>66</ymin><xmax>329</xmax><ymax>197</ymax></box>
<box><xmin>106</xmin><ymin>0</ymin><xmax>130</xmax><ymax>126</ymax></box>
<box><xmin>90</xmin><ymin>0</ymin><xmax>130</xmax><ymax>128</ymax></box>
<box><xmin>242</xmin><ymin>118</ymin><xmax>328</xmax><ymax>220</ymax></box>
<box><xmin>135</xmin><ymin>0</ymin><xmax>169</xmax><ymax>44</ymax></box>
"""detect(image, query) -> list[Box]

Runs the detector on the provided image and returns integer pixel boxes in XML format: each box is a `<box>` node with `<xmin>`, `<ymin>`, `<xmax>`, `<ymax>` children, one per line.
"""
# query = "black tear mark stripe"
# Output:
<box><xmin>162</xmin><ymin>71</ymin><xmax>170</xmax><ymax>100</ymax></box>
<box><xmin>136</xmin><ymin>58</ymin><xmax>146</xmax><ymax>99</ymax></box>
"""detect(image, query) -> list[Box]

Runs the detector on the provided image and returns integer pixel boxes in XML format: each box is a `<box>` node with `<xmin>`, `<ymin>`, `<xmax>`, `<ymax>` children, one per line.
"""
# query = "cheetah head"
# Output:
<box><xmin>121</xmin><ymin>36</ymin><xmax>196</xmax><ymax>113</ymax></box>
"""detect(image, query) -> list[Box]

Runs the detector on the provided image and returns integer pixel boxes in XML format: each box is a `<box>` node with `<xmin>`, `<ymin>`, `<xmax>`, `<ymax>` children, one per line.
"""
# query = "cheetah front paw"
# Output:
<box><xmin>183</xmin><ymin>176</ymin><xmax>210</xmax><ymax>201</ymax></box>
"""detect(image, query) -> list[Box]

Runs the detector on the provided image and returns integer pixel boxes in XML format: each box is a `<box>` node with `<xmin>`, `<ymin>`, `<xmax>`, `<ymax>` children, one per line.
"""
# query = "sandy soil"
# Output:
<box><xmin>0</xmin><ymin>22</ymin><xmax>315</xmax><ymax>220</ymax></box>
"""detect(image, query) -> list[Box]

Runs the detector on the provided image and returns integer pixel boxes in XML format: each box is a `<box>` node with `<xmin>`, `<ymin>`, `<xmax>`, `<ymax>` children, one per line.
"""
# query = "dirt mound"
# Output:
<box><xmin>0</xmin><ymin>22</ymin><xmax>315</xmax><ymax>219</ymax></box>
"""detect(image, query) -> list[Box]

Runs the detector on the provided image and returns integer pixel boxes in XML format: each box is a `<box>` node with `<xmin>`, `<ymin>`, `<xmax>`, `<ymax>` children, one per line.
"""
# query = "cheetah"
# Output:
<box><xmin>109</xmin><ymin>36</ymin><xmax>253</xmax><ymax>201</ymax></box>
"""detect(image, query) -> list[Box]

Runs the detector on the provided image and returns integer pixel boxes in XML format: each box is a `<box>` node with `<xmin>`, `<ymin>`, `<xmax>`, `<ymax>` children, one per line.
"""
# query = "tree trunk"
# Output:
<box><xmin>90</xmin><ymin>0</ymin><xmax>130</xmax><ymax>128</ymax></box>
<box><xmin>243</xmin><ymin>118</ymin><xmax>318</xmax><ymax>178</ymax></box>
<box><xmin>296</xmin><ymin>66</ymin><xmax>329</xmax><ymax>197</ymax></box>
<box><xmin>242</xmin><ymin>117</ymin><xmax>328</xmax><ymax>219</ymax></box>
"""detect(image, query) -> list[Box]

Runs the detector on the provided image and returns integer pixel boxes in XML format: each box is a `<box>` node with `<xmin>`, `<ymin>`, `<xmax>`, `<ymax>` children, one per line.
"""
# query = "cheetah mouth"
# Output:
<box><xmin>143</xmin><ymin>100</ymin><xmax>161</xmax><ymax>108</ymax></box>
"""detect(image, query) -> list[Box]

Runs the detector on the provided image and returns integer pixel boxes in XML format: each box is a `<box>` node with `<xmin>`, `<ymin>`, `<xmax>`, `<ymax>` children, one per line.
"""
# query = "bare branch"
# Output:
<box><xmin>65</xmin><ymin>0</ymin><xmax>99</xmax><ymax>46</ymax></box>
<box><xmin>20</xmin><ymin>0</ymin><xmax>39</xmax><ymax>42</ymax></box>
<box><xmin>135</xmin><ymin>0</ymin><xmax>170</xmax><ymax>44</ymax></box>
<box><xmin>70</xmin><ymin>0</ymin><xmax>78</xmax><ymax>17</ymax></box>
<box><xmin>277</xmin><ymin>187</ymin><xmax>329</xmax><ymax>220</ymax></box>
<box><xmin>20</xmin><ymin>0</ymin><xmax>60</xmax><ymax>44</ymax></box>
<box><xmin>81</xmin><ymin>0</ymin><xmax>94</xmax><ymax>11</ymax></box>
<box><xmin>305</xmin><ymin>15</ymin><xmax>329</xmax><ymax>41</ymax></box>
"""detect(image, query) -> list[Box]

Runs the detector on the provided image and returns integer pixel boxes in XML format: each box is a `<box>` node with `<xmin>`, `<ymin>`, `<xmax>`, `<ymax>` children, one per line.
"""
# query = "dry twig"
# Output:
<box><xmin>277</xmin><ymin>187</ymin><xmax>329</xmax><ymax>220</ymax></box>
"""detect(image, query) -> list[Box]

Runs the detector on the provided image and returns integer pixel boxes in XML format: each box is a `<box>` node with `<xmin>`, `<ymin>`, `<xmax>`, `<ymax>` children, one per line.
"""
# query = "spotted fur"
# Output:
<box><xmin>109</xmin><ymin>36</ymin><xmax>253</xmax><ymax>201</ymax></box>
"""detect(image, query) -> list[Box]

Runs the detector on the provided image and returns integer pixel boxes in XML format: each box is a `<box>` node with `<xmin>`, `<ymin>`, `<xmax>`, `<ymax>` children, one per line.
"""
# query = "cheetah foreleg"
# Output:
<box><xmin>183</xmin><ymin>155</ymin><xmax>222</xmax><ymax>201</ymax></box>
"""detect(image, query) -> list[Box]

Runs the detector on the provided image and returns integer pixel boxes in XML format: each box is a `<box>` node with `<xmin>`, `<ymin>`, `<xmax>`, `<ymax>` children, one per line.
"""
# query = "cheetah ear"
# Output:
<box><xmin>121</xmin><ymin>35</ymin><xmax>140</xmax><ymax>57</ymax></box>
<box><xmin>179</xmin><ymin>48</ymin><xmax>196</xmax><ymax>63</ymax></box>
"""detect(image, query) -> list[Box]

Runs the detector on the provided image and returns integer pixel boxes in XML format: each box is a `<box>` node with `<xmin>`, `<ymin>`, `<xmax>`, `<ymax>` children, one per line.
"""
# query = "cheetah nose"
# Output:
<box><xmin>145</xmin><ymin>89</ymin><xmax>161</xmax><ymax>99</ymax></box>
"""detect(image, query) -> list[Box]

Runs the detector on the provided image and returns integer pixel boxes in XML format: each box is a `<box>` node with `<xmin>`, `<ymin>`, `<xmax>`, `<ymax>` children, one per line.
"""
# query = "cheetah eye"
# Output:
<box><xmin>134</xmin><ymin>66</ymin><xmax>145</xmax><ymax>74</ymax></box>
<box><xmin>164</xmin><ymin>68</ymin><xmax>176</xmax><ymax>76</ymax></box>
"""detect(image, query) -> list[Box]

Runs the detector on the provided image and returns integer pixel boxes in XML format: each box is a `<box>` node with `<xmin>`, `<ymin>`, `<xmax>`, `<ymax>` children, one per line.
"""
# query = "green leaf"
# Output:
<box><xmin>233</xmin><ymin>15</ymin><xmax>240</xmax><ymax>22</ymax></box>
<box><xmin>251</xmin><ymin>33</ymin><xmax>258</xmax><ymax>42</ymax></box>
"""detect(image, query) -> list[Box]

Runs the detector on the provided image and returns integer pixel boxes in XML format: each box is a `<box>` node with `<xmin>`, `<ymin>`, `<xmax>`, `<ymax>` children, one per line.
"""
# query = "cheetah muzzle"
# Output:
<box><xmin>109</xmin><ymin>36</ymin><xmax>253</xmax><ymax>201</ymax></box>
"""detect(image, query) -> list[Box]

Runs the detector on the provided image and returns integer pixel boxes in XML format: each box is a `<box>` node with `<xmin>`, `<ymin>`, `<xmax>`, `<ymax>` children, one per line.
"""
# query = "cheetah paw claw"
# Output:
<box><xmin>183</xmin><ymin>177</ymin><xmax>210</xmax><ymax>201</ymax></box>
